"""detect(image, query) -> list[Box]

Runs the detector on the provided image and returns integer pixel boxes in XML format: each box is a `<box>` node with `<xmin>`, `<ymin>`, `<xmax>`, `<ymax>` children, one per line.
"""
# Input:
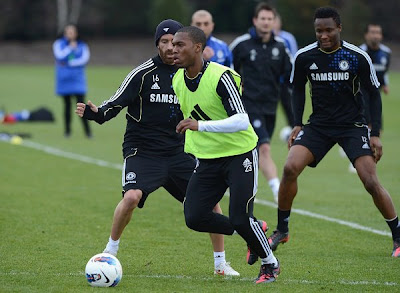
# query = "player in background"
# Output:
<box><xmin>345</xmin><ymin>23</ymin><xmax>392</xmax><ymax>173</ymax></box>
<box><xmin>268</xmin><ymin>7</ymin><xmax>400</xmax><ymax>258</ymax></box>
<box><xmin>230</xmin><ymin>2</ymin><xmax>292</xmax><ymax>203</ymax></box>
<box><xmin>172</xmin><ymin>26</ymin><xmax>280</xmax><ymax>284</ymax></box>
<box><xmin>75</xmin><ymin>19</ymin><xmax>239</xmax><ymax>276</ymax></box>
<box><xmin>191</xmin><ymin>9</ymin><xmax>232</xmax><ymax>67</ymax></box>
<box><xmin>273</xmin><ymin>13</ymin><xmax>298</xmax><ymax>57</ymax></box>
<box><xmin>273</xmin><ymin>13</ymin><xmax>297</xmax><ymax>139</ymax></box>
<box><xmin>360</xmin><ymin>24</ymin><xmax>391</xmax><ymax>97</ymax></box>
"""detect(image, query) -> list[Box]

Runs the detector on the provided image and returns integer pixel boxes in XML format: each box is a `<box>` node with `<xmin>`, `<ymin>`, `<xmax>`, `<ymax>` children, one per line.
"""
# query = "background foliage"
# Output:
<box><xmin>0</xmin><ymin>0</ymin><xmax>399</xmax><ymax>46</ymax></box>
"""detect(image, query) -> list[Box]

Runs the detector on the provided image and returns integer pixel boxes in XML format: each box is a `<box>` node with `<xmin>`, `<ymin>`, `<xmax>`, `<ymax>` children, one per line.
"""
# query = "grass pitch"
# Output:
<box><xmin>0</xmin><ymin>65</ymin><xmax>399</xmax><ymax>292</ymax></box>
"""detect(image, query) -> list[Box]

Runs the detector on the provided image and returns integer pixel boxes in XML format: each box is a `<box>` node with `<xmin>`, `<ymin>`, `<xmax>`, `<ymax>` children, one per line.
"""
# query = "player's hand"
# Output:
<box><xmin>176</xmin><ymin>118</ymin><xmax>198</xmax><ymax>134</ymax></box>
<box><xmin>87</xmin><ymin>100</ymin><xmax>98</xmax><ymax>113</ymax></box>
<box><xmin>75</xmin><ymin>100</ymin><xmax>98</xmax><ymax>117</ymax></box>
<box><xmin>370</xmin><ymin>136</ymin><xmax>383</xmax><ymax>163</ymax></box>
<box><xmin>288</xmin><ymin>126</ymin><xmax>302</xmax><ymax>149</ymax></box>
<box><xmin>202</xmin><ymin>46</ymin><xmax>215</xmax><ymax>60</ymax></box>
<box><xmin>383</xmin><ymin>85</ymin><xmax>389</xmax><ymax>95</ymax></box>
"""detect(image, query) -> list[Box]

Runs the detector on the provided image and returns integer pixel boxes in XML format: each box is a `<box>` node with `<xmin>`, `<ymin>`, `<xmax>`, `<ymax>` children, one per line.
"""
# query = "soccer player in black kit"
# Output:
<box><xmin>75</xmin><ymin>19</ymin><xmax>239</xmax><ymax>276</ymax></box>
<box><xmin>230</xmin><ymin>3</ymin><xmax>292</xmax><ymax>204</ymax></box>
<box><xmin>360</xmin><ymin>24</ymin><xmax>391</xmax><ymax>97</ymax></box>
<box><xmin>343</xmin><ymin>23</ymin><xmax>391</xmax><ymax>173</ymax></box>
<box><xmin>267</xmin><ymin>7</ymin><xmax>400</xmax><ymax>258</ymax></box>
<box><xmin>360</xmin><ymin>23</ymin><xmax>392</xmax><ymax>132</ymax></box>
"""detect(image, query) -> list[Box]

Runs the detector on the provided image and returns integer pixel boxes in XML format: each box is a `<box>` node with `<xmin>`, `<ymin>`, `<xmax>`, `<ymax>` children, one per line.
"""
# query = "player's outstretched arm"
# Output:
<box><xmin>75</xmin><ymin>100</ymin><xmax>98</xmax><ymax>117</ymax></box>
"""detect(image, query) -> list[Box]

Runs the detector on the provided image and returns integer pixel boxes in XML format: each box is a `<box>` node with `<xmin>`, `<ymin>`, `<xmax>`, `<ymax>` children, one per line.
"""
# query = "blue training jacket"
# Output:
<box><xmin>206</xmin><ymin>35</ymin><xmax>232</xmax><ymax>67</ymax></box>
<box><xmin>53</xmin><ymin>37</ymin><xmax>90</xmax><ymax>96</ymax></box>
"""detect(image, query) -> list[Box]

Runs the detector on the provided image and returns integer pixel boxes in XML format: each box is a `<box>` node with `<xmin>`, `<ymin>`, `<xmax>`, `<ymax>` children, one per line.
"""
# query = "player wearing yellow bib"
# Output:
<box><xmin>172</xmin><ymin>26</ymin><xmax>280</xmax><ymax>284</ymax></box>
<box><xmin>173</xmin><ymin>62</ymin><xmax>256</xmax><ymax>158</ymax></box>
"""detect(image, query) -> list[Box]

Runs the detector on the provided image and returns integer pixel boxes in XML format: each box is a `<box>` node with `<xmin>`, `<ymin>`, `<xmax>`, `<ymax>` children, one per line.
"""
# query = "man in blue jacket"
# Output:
<box><xmin>191</xmin><ymin>10</ymin><xmax>232</xmax><ymax>67</ymax></box>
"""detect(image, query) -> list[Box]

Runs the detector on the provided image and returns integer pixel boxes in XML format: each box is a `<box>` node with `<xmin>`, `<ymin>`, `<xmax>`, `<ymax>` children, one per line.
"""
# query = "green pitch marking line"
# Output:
<box><xmin>253</xmin><ymin>197</ymin><xmax>391</xmax><ymax>237</ymax></box>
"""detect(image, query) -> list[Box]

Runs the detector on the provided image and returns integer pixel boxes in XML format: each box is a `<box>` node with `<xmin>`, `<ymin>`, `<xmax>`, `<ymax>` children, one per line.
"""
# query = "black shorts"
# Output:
<box><xmin>185</xmin><ymin>149</ymin><xmax>258</xmax><ymax>217</ymax></box>
<box><xmin>292</xmin><ymin>124</ymin><xmax>373</xmax><ymax>167</ymax></box>
<box><xmin>122</xmin><ymin>148</ymin><xmax>196</xmax><ymax>208</ymax></box>
<box><xmin>249</xmin><ymin>113</ymin><xmax>276</xmax><ymax>145</ymax></box>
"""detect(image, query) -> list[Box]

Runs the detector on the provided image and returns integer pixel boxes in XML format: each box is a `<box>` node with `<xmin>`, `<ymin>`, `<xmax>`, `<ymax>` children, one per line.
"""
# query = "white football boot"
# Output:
<box><xmin>214</xmin><ymin>262</ymin><xmax>240</xmax><ymax>276</ymax></box>
<box><xmin>103</xmin><ymin>244</ymin><xmax>118</xmax><ymax>256</ymax></box>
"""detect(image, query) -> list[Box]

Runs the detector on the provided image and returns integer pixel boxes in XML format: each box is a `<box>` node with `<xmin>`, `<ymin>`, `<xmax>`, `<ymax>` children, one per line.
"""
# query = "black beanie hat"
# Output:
<box><xmin>154</xmin><ymin>19</ymin><xmax>183</xmax><ymax>46</ymax></box>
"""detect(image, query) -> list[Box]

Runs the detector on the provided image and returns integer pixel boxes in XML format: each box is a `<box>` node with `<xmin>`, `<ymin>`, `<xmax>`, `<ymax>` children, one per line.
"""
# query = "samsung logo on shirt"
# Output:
<box><xmin>150</xmin><ymin>94</ymin><xmax>180</xmax><ymax>104</ymax></box>
<box><xmin>310</xmin><ymin>72</ymin><xmax>349</xmax><ymax>81</ymax></box>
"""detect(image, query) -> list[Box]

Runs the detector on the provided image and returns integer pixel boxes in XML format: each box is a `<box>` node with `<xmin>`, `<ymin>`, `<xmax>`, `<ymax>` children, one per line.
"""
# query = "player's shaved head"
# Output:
<box><xmin>191</xmin><ymin>9</ymin><xmax>214</xmax><ymax>38</ymax></box>
<box><xmin>191</xmin><ymin>10</ymin><xmax>213</xmax><ymax>22</ymax></box>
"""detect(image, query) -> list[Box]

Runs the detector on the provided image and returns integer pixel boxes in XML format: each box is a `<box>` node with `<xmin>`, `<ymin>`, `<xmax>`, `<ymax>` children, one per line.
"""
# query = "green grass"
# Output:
<box><xmin>1</xmin><ymin>65</ymin><xmax>399</xmax><ymax>292</ymax></box>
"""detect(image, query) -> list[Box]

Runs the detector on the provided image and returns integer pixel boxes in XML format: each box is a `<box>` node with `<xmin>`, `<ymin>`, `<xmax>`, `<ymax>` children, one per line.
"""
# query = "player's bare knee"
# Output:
<box><xmin>363</xmin><ymin>178</ymin><xmax>381</xmax><ymax>196</ymax></box>
<box><xmin>123</xmin><ymin>189</ymin><xmax>142</xmax><ymax>209</ymax></box>
<box><xmin>282</xmin><ymin>161</ymin><xmax>301</xmax><ymax>180</ymax></box>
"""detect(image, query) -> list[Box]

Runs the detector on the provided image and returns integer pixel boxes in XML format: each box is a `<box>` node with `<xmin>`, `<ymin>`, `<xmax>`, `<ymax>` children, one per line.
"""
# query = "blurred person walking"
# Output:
<box><xmin>345</xmin><ymin>23</ymin><xmax>391</xmax><ymax>173</ymax></box>
<box><xmin>230</xmin><ymin>3</ymin><xmax>292</xmax><ymax>203</ymax></box>
<box><xmin>53</xmin><ymin>24</ymin><xmax>91</xmax><ymax>138</ymax></box>
<box><xmin>191</xmin><ymin>10</ymin><xmax>232</xmax><ymax>67</ymax></box>
<box><xmin>360</xmin><ymin>24</ymin><xmax>391</xmax><ymax>96</ymax></box>
<box><xmin>360</xmin><ymin>23</ymin><xmax>391</xmax><ymax>133</ymax></box>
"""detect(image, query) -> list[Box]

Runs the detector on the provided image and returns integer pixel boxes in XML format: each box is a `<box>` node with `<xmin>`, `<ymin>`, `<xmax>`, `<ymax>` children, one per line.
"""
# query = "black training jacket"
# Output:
<box><xmin>85</xmin><ymin>55</ymin><xmax>184</xmax><ymax>157</ymax></box>
<box><xmin>230</xmin><ymin>27</ymin><xmax>292</xmax><ymax>114</ymax></box>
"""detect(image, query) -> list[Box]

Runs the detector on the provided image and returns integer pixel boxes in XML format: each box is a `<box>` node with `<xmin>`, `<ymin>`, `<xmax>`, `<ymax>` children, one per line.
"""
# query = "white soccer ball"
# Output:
<box><xmin>85</xmin><ymin>253</ymin><xmax>123</xmax><ymax>287</ymax></box>
<box><xmin>279</xmin><ymin>126</ymin><xmax>292</xmax><ymax>142</ymax></box>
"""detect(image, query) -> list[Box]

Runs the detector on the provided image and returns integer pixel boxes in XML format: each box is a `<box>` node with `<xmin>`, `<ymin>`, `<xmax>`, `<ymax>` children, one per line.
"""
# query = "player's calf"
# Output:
<box><xmin>247</xmin><ymin>220</ymin><xmax>268</xmax><ymax>265</ymax></box>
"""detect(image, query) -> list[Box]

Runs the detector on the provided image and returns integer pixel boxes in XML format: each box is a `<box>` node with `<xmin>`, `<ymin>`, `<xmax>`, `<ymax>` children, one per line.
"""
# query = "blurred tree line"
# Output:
<box><xmin>0</xmin><ymin>0</ymin><xmax>398</xmax><ymax>46</ymax></box>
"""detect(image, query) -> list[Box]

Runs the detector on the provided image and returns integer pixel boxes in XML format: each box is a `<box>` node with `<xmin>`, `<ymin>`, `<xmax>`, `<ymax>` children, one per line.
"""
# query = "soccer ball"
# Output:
<box><xmin>279</xmin><ymin>126</ymin><xmax>292</xmax><ymax>142</ymax></box>
<box><xmin>85</xmin><ymin>253</ymin><xmax>122</xmax><ymax>287</ymax></box>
